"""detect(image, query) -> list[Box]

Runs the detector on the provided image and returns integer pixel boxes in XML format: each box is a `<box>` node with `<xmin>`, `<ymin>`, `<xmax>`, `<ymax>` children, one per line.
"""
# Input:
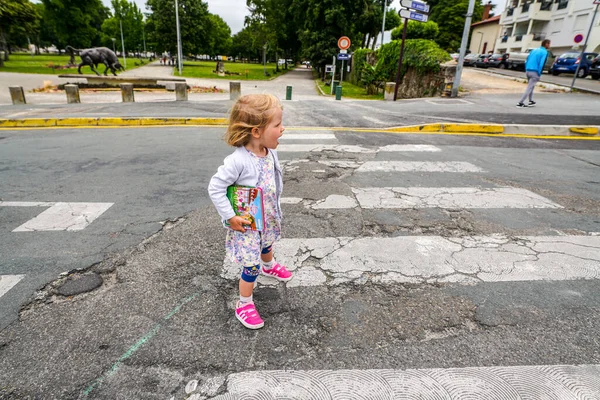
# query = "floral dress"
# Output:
<box><xmin>225</xmin><ymin>149</ymin><xmax>281</xmax><ymax>267</ymax></box>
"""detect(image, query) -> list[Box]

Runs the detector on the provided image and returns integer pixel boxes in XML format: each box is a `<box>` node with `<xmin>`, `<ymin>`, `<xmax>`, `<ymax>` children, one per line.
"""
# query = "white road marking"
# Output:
<box><xmin>280</xmin><ymin>133</ymin><xmax>336</xmax><ymax>140</ymax></box>
<box><xmin>12</xmin><ymin>202</ymin><xmax>113</xmax><ymax>232</ymax></box>
<box><xmin>0</xmin><ymin>275</ymin><xmax>25</xmax><ymax>297</ymax></box>
<box><xmin>425</xmin><ymin>98</ymin><xmax>473</xmax><ymax>105</ymax></box>
<box><xmin>223</xmin><ymin>235</ymin><xmax>600</xmax><ymax>286</ymax></box>
<box><xmin>352</xmin><ymin>187</ymin><xmax>563</xmax><ymax>209</ymax></box>
<box><xmin>362</xmin><ymin>115</ymin><xmax>387</xmax><ymax>125</ymax></box>
<box><xmin>356</xmin><ymin>161</ymin><xmax>484</xmax><ymax>173</ymax></box>
<box><xmin>379</xmin><ymin>144</ymin><xmax>441</xmax><ymax>152</ymax></box>
<box><xmin>205</xmin><ymin>364</ymin><xmax>600</xmax><ymax>399</ymax></box>
<box><xmin>0</xmin><ymin>201</ymin><xmax>55</xmax><ymax>207</ymax></box>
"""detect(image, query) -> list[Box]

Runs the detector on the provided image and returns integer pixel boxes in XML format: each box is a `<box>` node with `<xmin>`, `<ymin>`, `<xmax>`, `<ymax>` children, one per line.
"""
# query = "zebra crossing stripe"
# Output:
<box><xmin>222</xmin><ymin>235</ymin><xmax>600</xmax><ymax>286</ymax></box>
<box><xmin>202</xmin><ymin>364</ymin><xmax>600</xmax><ymax>399</ymax></box>
<box><xmin>12</xmin><ymin>202</ymin><xmax>113</xmax><ymax>232</ymax></box>
<box><xmin>352</xmin><ymin>187</ymin><xmax>562</xmax><ymax>209</ymax></box>
<box><xmin>0</xmin><ymin>275</ymin><xmax>25</xmax><ymax>297</ymax></box>
<box><xmin>277</xmin><ymin>144</ymin><xmax>442</xmax><ymax>153</ymax></box>
<box><xmin>356</xmin><ymin>161</ymin><xmax>483</xmax><ymax>173</ymax></box>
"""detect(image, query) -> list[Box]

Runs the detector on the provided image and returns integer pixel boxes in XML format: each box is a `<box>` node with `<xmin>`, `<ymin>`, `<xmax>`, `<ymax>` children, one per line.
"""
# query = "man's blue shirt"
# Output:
<box><xmin>525</xmin><ymin>46</ymin><xmax>549</xmax><ymax>75</ymax></box>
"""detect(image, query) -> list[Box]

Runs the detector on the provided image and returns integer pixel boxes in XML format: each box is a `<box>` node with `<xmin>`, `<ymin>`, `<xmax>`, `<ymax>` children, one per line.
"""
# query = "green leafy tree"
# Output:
<box><xmin>391</xmin><ymin>20</ymin><xmax>439</xmax><ymax>41</ymax></box>
<box><xmin>377</xmin><ymin>39</ymin><xmax>451</xmax><ymax>81</ymax></box>
<box><xmin>360</xmin><ymin>59</ymin><xmax>386</xmax><ymax>94</ymax></box>
<box><xmin>101</xmin><ymin>0</ymin><xmax>145</xmax><ymax>56</ymax></box>
<box><xmin>427</xmin><ymin>0</ymin><xmax>485</xmax><ymax>52</ymax></box>
<box><xmin>207</xmin><ymin>14</ymin><xmax>232</xmax><ymax>57</ymax></box>
<box><xmin>0</xmin><ymin>0</ymin><xmax>41</xmax><ymax>60</ymax></box>
<box><xmin>41</xmin><ymin>0</ymin><xmax>109</xmax><ymax>50</ymax></box>
<box><xmin>146</xmin><ymin>0</ymin><xmax>211</xmax><ymax>56</ymax></box>
<box><xmin>231</xmin><ymin>26</ymin><xmax>258</xmax><ymax>60</ymax></box>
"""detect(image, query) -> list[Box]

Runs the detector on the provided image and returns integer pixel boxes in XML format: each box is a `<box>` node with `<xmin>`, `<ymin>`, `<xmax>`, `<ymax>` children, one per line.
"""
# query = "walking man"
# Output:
<box><xmin>517</xmin><ymin>39</ymin><xmax>551</xmax><ymax>108</ymax></box>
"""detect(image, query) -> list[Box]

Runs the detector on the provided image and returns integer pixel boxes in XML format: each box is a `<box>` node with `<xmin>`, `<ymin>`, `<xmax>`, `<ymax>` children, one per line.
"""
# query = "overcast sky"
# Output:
<box><xmin>103</xmin><ymin>0</ymin><xmax>506</xmax><ymax>36</ymax></box>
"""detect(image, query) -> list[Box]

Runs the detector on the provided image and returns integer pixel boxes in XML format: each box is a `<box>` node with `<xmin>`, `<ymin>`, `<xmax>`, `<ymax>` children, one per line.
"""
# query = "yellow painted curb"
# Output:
<box><xmin>570</xmin><ymin>127</ymin><xmax>599</xmax><ymax>135</ymax></box>
<box><xmin>139</xmin><ymin>117</ymin><xmax>187</xmax><ymax>125</ymax></box>
<box><xmin>97</xmin><ymin>118</ymin><xmax>142</xmax><ymax>126</ymax></box>
<box><xmin>443</xmin><ymin>124</ymin><xmax>504</xmax><ymax>133</ymax></box>
<box><xmin>56</xmin><ymin>118</ymin><xmax>99</xmax><ymax>126</ymax></box>
<box><xmin>387</xmin><ymin>124</ymin><xmax>442</xmax><ymax>132</ymax></box>
<box><xmin>387</xmin><ymin>123</ymin><xmax>503</xmax><ymax>134</ymax></box>
<box><xmin>185</xmin><ymin>118</ymin><xmax>228</xmax><ymax>125</ymax></box>
<box><xmin>0</xmin><ymin>118</ymin><xmax>57</xmax><ymax>127</ymax></box>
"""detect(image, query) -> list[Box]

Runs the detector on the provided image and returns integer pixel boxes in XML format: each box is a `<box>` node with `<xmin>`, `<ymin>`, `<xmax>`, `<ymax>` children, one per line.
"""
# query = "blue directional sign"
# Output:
<box><xmin>337</xmin><ymin>53</ymin><xmax>351</xmax><ymax>61</ymax></box>
<box><xmin>400</xmin><ymin>0</ymin><xmax>430</xmax><ymax>13</ymax></box>
<box><xmin>399</xmin><ymin>8</ymin><xmax>429</xmax><ymax>22</ymax></box>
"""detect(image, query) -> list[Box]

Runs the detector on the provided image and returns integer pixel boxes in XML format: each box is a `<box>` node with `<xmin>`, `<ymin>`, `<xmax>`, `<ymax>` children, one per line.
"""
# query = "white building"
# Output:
<box><xmin>495</xmin><ymin>0</ymin><xmax>600</xmax><ymax>55</ymax></box>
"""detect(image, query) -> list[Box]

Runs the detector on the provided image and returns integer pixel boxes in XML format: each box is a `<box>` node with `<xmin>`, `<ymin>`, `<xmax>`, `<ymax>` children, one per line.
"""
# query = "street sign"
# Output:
<box><xmin>399</xmin><ymin>8</ymin><xmax>429</xmax><ymax>22</ymax></box>
<box><xmin>574</xmin><ymin>34</ymin><xmax>584</xmax><ymax>44</ymax></box>
<box><xmin>399</xmin><ymin>0</ymin><xmax>430</xmax><ymax>13</ymax></box>
<box><xmin>337</xmin><ymin>53</ymin><xmax>351</xmax><ymax>61</ymax></box>
<box><xmin>325</xmin><ymin>64</ymin><xmax>334</xmax><ymax>73</ymax></box>
<box><xmin>340</xmin><ymin>49</ymin><xmax>347</xmax><ymax>54</ymax></box>
<box><xmin>338</xmin><ymin>36</ymin><xmax>351</xmax><ymax>50</ymax></box>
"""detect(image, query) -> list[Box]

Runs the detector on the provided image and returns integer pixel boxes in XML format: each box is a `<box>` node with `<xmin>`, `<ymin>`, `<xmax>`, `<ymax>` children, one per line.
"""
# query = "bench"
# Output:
<box><xmin>58</xmin><ymin>74</ymin><xmax>186</xmax><ymax>88</ymax></box>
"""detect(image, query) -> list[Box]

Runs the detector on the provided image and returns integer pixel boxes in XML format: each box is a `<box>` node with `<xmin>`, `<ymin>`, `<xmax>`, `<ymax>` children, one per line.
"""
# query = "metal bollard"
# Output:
<box><xmin>65</xmin><ymin>84</ymin><xmax>80</xmax><ymax>104</ymax></box>
<box><xmin>286</xmin><ymin>85</ymin><xmax>292</xmax><ymax>100</ymax></box>
<box><xmin>175</xmin><ymin>82</ymin><xmax>188</xmax><ymax>101</ymax></box>
<box><xmin>120</xmin><ymin>83</ymin><xmax>135</xmax><ymax>103</ymax></box>
<box><xmin>9</xmin><ymin>86</ymin><xmax>26</xmax><ymax>105</ymax></box>
<box><xmin>335</xmin><ymin>85</ymin><xmax>342</xmax><ymax>100</ymax></box>
<box><xmin>229</xmin><ymin>81</ymin><xmax>241</xmax><ymax>101</ymax></box>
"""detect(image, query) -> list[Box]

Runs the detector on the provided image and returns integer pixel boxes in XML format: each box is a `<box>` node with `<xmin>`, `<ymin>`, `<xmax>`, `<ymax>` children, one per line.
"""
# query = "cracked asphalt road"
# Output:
<box><xmin>1</xmin><ymin>125</ymin><xmax>600</xmax><ymax>398</ymax></box>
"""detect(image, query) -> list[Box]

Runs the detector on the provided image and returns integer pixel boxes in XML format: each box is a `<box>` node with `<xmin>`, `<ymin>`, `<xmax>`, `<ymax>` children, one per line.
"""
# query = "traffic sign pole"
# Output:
<box><xmin>393</xmin><ymin>18</ymin><xmax>409</xmax><ymax>101</ymax></box>
<box><xmin>451</xmin><ymin>0</ymin><xmax>476</xmax><ymax>98</ymax></box>
<box><xmin>570</xmin><ymin>2</ymin><xmax>599</xmax><ymax>89</ymax></box>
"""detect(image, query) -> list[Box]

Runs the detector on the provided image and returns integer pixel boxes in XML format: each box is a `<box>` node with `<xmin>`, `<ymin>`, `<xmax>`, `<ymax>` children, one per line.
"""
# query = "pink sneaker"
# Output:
<box><xmin>235</xmin><ymin>302</ymin><xmax>264</xmax><ymax>329</ymax></box>
<box><xmin>262</xmin><ymin>262</ymin><xmax>293</xmax><ymax>282</ymax></box>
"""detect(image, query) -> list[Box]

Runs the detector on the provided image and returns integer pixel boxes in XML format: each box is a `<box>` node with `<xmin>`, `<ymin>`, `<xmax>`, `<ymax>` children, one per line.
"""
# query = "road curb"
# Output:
<box><xmin>386</xmin><ymin>123</ymin><xmax>600</xmax><ymax>137</ymax></box>
<box><xmin>0</xmin><ymin>117</ymin><xmax>228</xmax><ymax>128</ymax></box>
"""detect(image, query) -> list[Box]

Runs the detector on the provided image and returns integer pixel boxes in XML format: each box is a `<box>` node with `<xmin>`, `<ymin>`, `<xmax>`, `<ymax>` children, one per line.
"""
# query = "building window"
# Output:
<box><xmin>557</xmin><ymin>0</ymin><xmax>568</xmax><ymax>10</ymax></box>
<box><xmin>522</xmin><ymin>2</ymin><xmax>530</xmax><ymax>12</ymax></box>
<box><xmin>540</xmin><ymin>1</ymin><xmax>552</xmax><ymax>11</ymax></box>
<box><xmin>507</xmin><ymin>7</ymin><xmax>514</xmax><ymax>16</ymax></box>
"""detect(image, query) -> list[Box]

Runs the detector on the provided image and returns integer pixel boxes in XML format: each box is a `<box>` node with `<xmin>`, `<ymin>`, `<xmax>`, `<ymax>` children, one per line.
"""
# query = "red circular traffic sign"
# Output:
<box><xmin>574</xmin><ymin>34</ymin><xmax>584</xmax><ymax>44</ymax></box>
<box><xmin>338</xmin><ymin>36</ymin><xmax>351</xmax><ymax>50</ymax></box>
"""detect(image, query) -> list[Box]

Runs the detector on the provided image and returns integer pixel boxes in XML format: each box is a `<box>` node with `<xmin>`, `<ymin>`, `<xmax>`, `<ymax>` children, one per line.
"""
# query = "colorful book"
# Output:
<box><xmin>225</xmin><ymin>186</ymin><xmax>264</xmax><ymax>231</ymax></box>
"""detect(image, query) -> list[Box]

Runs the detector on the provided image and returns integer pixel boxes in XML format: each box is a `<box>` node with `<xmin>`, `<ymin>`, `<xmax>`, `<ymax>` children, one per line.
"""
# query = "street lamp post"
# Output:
<box><xmin>120</xmin><ymin>19</ymin><xmax>127</xmax><ymax>69</ymax></box>
<box><xmin>175</xmin><ymin>0</ymin><xmax>183</xmax><ymax>75</ymax></box>
<box><xmin>111</xmin><ymin>38</ymin><xmax>116</xmax><ymax>53</ymax></box>
<box><xmin>380</xmin><ymin>0</ymin><xmax>388</xmax><ymax>48</ymax></box>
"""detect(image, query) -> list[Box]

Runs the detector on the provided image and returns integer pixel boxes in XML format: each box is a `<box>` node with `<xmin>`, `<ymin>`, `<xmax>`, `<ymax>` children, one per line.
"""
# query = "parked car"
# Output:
<box><xmin>487</xmin><ymin>53</ymin><xmax>509</xmax><ymax>68</ymax></box>
<box><xmin>463</xmin><ymin>53</ymin><xmax>479</xmax><ymax>67</ymax></box>
<box><xmin>550</xmin><ymin>51</ymin><xmax>598</xmax><ymax>78</ymax></box>
<box><xmin>507</xmin><ymin>48</ymin><xmax>555</xmax><ymax>72</ymax></box>
<box><xmin>590</xmin><ymin>54</ymin><xmax>600</xmax><ymax>80</ymax></box>
<box><xmin>474</xmin><ymin>54</ymin><xmax>490</xmax><ymax>68</ymax></box>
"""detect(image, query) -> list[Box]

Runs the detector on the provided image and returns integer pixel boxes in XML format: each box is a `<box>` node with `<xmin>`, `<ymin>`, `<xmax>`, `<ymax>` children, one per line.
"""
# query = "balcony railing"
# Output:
<box><xmin>540</xmin><ymin>1</ymin><xmax>552</xmax><ymax>11</ymax></box>
<box><xmin>522</xmin><ymin>2</ymin><xmax>530</xmax><ymax>12</ymax></box>
<box><xmin>515</xmin><ymin>35</ymin><xmax>523</xmax><ymax>41</ymax></box>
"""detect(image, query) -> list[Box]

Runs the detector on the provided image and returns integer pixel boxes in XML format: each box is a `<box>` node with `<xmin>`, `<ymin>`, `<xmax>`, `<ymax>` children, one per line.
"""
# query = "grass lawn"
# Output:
<box><xmin>0</xmin><ymin>53</ymin><xmax>145</xmax><ymax>75</ymax></box>
<box><xmin>316</xmin><ymin>78</ymin><xmax>384</xmax><ymax>100</ymax></box>
<box><xmin>179</xmin><ymin>61</ymin><xmax>294</xmax><ymax>80</ymax></box>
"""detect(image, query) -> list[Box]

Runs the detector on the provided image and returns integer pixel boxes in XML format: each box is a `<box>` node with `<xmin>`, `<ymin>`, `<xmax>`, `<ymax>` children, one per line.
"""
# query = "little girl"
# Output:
<box><xmin>208</xmin><ymin>94</ymin><xmax>293</xmax><ymax>330</ymax></box>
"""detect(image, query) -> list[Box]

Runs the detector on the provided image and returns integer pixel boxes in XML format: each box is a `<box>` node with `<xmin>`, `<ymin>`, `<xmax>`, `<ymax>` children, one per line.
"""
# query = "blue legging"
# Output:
<box><xmin>241</xmin><ymin>245</ymin><xmax>273</xmax><ymax>282</ymax></box>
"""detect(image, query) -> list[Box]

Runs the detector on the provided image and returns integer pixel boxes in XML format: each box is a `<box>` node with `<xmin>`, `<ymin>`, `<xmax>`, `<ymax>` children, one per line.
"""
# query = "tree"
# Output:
<box><xmin>146</xmin><ymin>0</ymin><xmax>211</xmax><ymax>56</ymax></box>
<box><xmin>427</xmin><ymin>0</ymin><xmax>485</xmax><ymax>52</ymax></box>
<box><xmin>101</xmin><ymin>0</ymin><xmax>145</xmax><ymax>56</ymax></box>
<box><xmin>391</xmin><ymin>20</ymin><xmax>439</xmax><ymax>41</ymax></box>
<box><xmin>41</xmin><ymin>0</ymin><xmax>109</xmax><ymax>50</ymax></box>
<box><xmin>207</xmin><ymin>14</ymin><xmax>232</xmax><ymax>57</ymax></box>
<box><xmin>0</xmin><ymin>0</ymin><xmax>40</xmax><ymax>60</ymax></box>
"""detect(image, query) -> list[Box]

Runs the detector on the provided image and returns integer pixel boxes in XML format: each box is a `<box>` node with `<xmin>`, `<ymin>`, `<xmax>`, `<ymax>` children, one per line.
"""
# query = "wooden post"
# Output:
<box><xmin>120</xmin><ymin>83</ymin><xmax>134</xmax><ymax>102</ymax></box>
<box><xmin>65</xmin><ymin>84</ymin><xmax>81</xmax><ymax>104</ymax></box>
<box><xmin>175</xmin><ymin>82</ymin><xmax>188</xmax><ymax>101</ymax></box>
<box><xmin>9</xmin><ymin>86</ymin><xmax>26</xmax><ymax>105</ymax></box>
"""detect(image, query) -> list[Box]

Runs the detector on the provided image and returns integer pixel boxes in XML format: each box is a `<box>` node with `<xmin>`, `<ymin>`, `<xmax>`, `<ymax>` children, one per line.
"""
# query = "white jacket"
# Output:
<box><xmin>208</xmin><ymin>146</ymin><xmax>283</xmax><ymax>223</ymax></box>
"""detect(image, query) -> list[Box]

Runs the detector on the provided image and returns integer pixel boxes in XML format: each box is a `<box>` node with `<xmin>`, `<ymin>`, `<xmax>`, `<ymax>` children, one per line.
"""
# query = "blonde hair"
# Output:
<box><xmin>225</xmin><ymin>94</ymin><xmax>282</xmax><ymax>147</ymax></box>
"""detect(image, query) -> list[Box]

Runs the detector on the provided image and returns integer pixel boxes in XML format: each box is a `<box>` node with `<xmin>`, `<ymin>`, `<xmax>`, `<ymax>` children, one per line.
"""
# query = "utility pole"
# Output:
<box><xmin>380</xmin><ymin>0</ymin><xmax>388</xmax><ymax>48</ymax></box>
<box><xmin>120</xmin><ymin>19</ymin><xmax>127</xmax><ymax>69</ymax></box>
<box><xmin>451</xmin><ymin>0</ymin><xmax>476</xmax><ymax>98</ymax></box>
<box><xmin>175</xmin><ymin>0</ymin><xmax>183</xmax><ymax>75</ymax></box>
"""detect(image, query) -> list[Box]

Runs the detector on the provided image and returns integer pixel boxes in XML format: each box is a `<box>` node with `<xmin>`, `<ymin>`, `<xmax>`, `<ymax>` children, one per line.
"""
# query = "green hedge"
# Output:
<box><xmin>349</xmin><ymin>48</ymin><xmax>375</xmax><ymax>85</ymax></box>
<box><xmin>377</xmin><ymin>39</ymin><xmax>451</xmax><ymax>82</ymax></box>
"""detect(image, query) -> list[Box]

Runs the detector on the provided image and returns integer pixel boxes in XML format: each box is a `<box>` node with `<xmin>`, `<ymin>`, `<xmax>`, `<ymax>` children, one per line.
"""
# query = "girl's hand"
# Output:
<box><xmin>228</xmin><ymin>216</ymin><xmax>251</xmax><ymax>232</ymax></box>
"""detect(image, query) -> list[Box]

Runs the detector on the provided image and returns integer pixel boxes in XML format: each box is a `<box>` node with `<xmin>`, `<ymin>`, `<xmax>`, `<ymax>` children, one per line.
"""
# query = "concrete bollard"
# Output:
<box><xmin>384</xmin><ymin>82</ymin><xmax>396</xmax><ymax>101</ymax></box>
<box><xmin>120</xmin><ymin>83</ymin><xmax>135</xmax><ymax>103</ymax></box>
<box><xmin>230</xmin><ymin>81</ymin><xmax>241</xmax><ymax>101</ymax></box>
<box><xmin>65</xmin><ymin>84</ymin><xmax>80</xmax><ymax>104</ymax></box>
<box><xmin>175</xmin><ymin>82</ymin><xmax>188</xmax><ymax>101</ymax></box>
<box><xmin>9</xmin><ymin>86</ymin><xmax>26</xmax><ymax>105</ymax></box>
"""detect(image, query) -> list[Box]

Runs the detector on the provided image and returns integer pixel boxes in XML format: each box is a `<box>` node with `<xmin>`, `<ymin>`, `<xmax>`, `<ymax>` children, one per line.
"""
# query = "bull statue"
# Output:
<box><xmin>66</xmin><ymin>46</ymin><xmax>124</xmax><ymax>76</ymax></box>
